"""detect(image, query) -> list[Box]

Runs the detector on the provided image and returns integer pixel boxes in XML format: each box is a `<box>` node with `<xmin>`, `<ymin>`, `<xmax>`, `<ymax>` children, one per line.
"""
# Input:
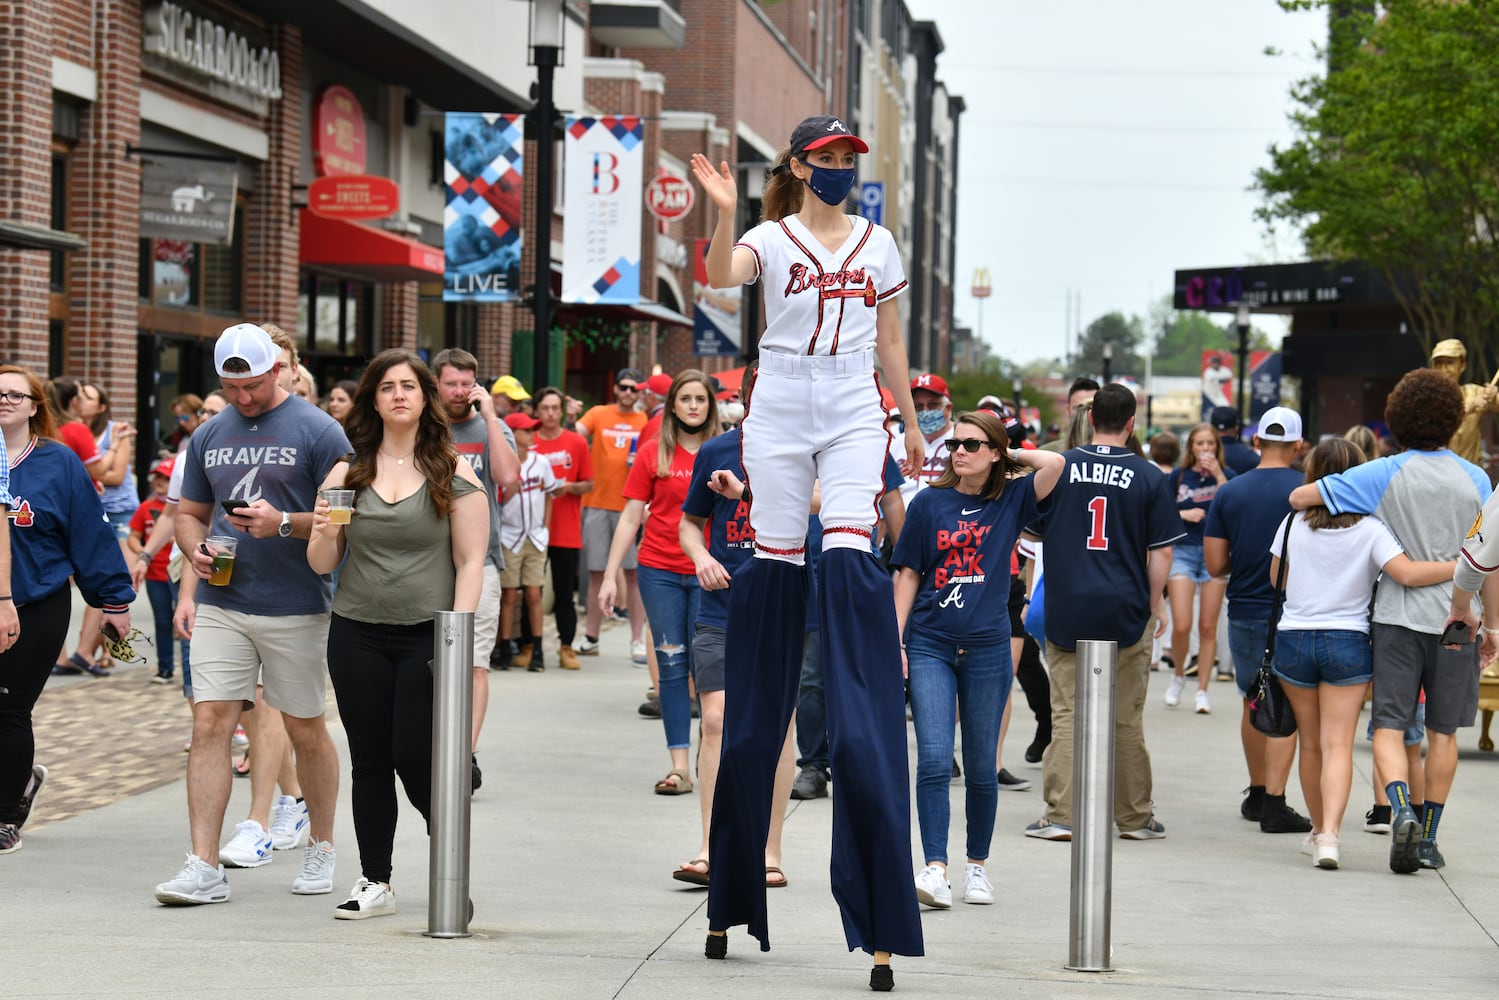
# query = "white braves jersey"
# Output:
<box><xmin>892</xmin><ymin>426</ymin><xmax>951</xmax><ymax>503</ymax></box>
<box><xmin>735</xmin><ymin>215</ymin><xmax>907</xmax><ymax>356</ymax></box>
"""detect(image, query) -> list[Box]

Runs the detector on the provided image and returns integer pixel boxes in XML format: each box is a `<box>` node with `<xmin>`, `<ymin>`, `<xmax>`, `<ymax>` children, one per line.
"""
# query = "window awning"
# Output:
<box><xmin>0</xmin><ymin>220</ymin><xmax>86</xmax><ymax>253</ymax></box>
<box><xmin>557</xmin><ymin>298</ymin><xmax>694</xmax><ymax>328</ymax></box>
<box><xmin>299</xmin><ymin>210</ymin><xmax>443</xmax><ymax>283</ymax></box>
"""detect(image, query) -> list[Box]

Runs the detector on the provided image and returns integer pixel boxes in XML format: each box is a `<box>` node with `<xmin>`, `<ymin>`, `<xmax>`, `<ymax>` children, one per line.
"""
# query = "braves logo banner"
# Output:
<box><xmin>443</xmin><ymin>113</ymin><xmax>523</xmax><ymax>302</ymax></box>
<box><xmin>562</xmin><ymin>116</ymin><xmax>643</xmax><ymax>305</ymax></box>
<box><xmin>693</xmin><ymin>238</ymin><xmax>741</xmax><ymax>357</ymax></box>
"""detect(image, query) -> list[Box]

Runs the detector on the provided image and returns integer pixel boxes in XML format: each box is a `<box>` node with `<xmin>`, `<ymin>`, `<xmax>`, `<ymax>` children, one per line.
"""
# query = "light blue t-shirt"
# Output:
<box><xmin>1317</xmin><ymin>448</ymin><xmax>1491</xmax><ymax>634</ymax></box>
<box><xmin>181</xmin><ymin>395</ymin><xmax>352</xmax><ymax>616</ymax></box>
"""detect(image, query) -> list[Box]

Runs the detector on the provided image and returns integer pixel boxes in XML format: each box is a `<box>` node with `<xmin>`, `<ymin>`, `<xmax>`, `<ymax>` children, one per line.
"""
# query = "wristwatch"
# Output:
<box><xmin>277</xmin><ymin>510</ymin><xmax>293</xmax><ymax>538</ymax></box>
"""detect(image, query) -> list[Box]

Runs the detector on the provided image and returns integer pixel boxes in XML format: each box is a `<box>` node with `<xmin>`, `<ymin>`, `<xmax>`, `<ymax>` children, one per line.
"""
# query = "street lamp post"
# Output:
<box><xmin>529</xmin><ymin>0</ymin><xmax>564</xmax><ymax>393</ymax></box>
<box><xmin>1102</xmin><ymin>341</ymin><xmax>1114</xmax><ymax>384</ymax></box>
<box><xmin>1234</xmin><ymin>303</ymin><xmax>1251</xmax><ymax>421</ymax></box>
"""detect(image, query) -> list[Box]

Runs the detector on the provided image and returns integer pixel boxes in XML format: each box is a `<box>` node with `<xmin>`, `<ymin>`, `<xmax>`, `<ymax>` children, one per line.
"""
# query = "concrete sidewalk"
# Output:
<box><xmin>7</xmin><ymin>616</ymin><xmax>1499</xmax><ymax>998</ymax></box>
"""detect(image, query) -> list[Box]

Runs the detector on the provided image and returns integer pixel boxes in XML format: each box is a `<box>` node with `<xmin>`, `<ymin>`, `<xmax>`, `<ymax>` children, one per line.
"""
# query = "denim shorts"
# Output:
<box><xmin>1227</xmin><ymin>617</ymin><xmax>1269</xmax><ymax>699</ymax></box>
<box><xmin>105</xmin><ymin>509</ymin><xmax>134</xmax><ymax>541</ymax></box>
<box><xmin>1169</xmin><ymin>544</ymin><xmax>1214</xmax><ymax>584</ymax></box>
<box><xmin>1273</xmin><ymin>628</ymin><xmax>1372</xmax><ymax>689</ymax></box>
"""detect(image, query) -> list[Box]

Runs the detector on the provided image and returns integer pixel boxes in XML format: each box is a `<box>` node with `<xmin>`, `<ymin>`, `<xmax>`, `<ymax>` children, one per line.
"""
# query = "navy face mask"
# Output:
<box><xmin>804</xmin><ymin>165</ymin><xmax>857</xmax><ymax>206</ymax></box>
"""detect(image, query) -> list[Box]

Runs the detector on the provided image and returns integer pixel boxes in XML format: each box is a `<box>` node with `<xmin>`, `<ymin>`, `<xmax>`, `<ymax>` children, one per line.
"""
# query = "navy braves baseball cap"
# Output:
<box><xmin>789</xmin><ymin>116</ymin><xmax>869</xmax><ymax>156</ymax></box>
<box><xmin>1210</xmin><ymin>405</ymin><xmax>1240</xmax><ymax>431</ymax></box>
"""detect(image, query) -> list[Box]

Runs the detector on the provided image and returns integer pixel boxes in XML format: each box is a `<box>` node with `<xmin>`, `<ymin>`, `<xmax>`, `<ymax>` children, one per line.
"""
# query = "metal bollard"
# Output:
<box><xmin>1067</xmin><ymin>639</ymin><xmax>1117</xmax><ymax>972</ymax></box>
<box><xmin>427</xmin><ymin>610</ymin><xmax>474</xmax><ymax>938</ymax></box>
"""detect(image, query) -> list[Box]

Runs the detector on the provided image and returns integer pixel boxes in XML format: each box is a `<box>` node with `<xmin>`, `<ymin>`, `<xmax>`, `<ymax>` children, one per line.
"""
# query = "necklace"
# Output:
<box><xmin>380</xmin><ymin>448</ymin><xmax>415</xmax><ymax>466</ymax></box>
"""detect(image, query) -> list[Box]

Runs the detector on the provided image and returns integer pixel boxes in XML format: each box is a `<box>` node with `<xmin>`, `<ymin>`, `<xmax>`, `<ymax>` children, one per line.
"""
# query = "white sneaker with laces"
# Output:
<box><xmin>219</xmin><ymin>819</ymin><xmax>273</xmax><ymax>868</ymax></box>
<box><xmin>913</xmin><ymin>864</ymin><xmax>952</xmax><ymax>908</ymax></box>
<box><xmin>154</xmin><ymin>853</ymin><xmax>230</xmax><ymax>905</ymax></box>
<box><xmin>962</xmin><ymin>864</ymin><xmax>994</xmax><ymax>905</ymax></box>
<box><xmin>575</xmin><ymin>636</ymin><xmax>600</xmax><ymax>655</ymax></box>
<box><xmin>1164</xmin><ymin>675</ymin><xmax>1185</xmax><ymax>707</ymax></box>
<box><xmin>231</xmin><ymin>725</ymin><xmax>249</xmax><ymax>749</ymax></box>
<box><xmin>270</xmin><ymin>795</ymin><xmax>310</xmax><ymax>851</ymax></box>
<box><xmin>334</xmin><ymin>877</ymin><xmax>396</xmax><ymax>920</ymax></box>
<box><xmin>1194</xmin><ymin>690</ymin><xmax>1211</xmax><ymax>714</ymax></box>
<box><xmin>1314</xmin><ymin>833</ymin><xmax>1340</xmax><ymax>870</ymax></box>
<box><xmin>630</xmin><ymin>639</ymin><xmax>647</xmax><ymax>665</ymax></box>
<box><xmin>292</xmin><ymin>840</ymin><xmax>336</xmax><ymax>894</ymax></box>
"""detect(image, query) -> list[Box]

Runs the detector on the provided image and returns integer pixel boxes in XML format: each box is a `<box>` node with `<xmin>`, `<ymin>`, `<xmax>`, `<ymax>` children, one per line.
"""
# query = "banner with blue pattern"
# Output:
<box><xmin>562</xmin><ymin>116</ymin><xmax>643</xmax><ymax>305</ymax></box>
<box><xmin>443</xmin><ymin>112</ymin><xmax>523</xmax><ymax>302</ymax></box>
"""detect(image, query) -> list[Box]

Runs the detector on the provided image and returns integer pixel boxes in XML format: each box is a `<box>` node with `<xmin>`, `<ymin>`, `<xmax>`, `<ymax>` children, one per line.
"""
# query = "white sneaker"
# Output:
<box><xmin>231</xmin><ymin>725</ymin><xmax>249</xmax><ymax>749</ymax></box>
<box><xmin>913</xmin><ymin>864</ymin><xmax>952</xmax><ymax>909</ymax></box>
<box><xmin>270</xmin><ymin>795</ymin><xmax>310</xmax><ymax>851</ymax></box>
<box><xmin>1164</xmin><ymin>675</ymin><xmax>1185</xmax><ymax>707</ymax></box>
<box><xmin>219</xmin><ymin>819</ymin><xmax>273</xmax><ymax>868</ymax></box>
<box><xmin>154</xmin><ymin>853</ymin><xmax>230</xmax><ymax>905</ymax></box>
<box><xmin>1314</xmin><ymin>833</ymin><xmax>1340</xmax><ymax>870</ymax></box>
<box><xmin>1301</xmin><ymin>832</ymin><xmax>1318</xmax><ymax>856</ymax></box>
<box><xmin>334</xmin><ymin>877</ymin><xmax>396</xmax><ymax>920</ymax></box>
<box><xmin>292</xmin><ymin>840</ymin><xmax>336</xmax><ymax>894</ymax></box>
<box><xmin>1194</xmin><ymin>690</ymin><xmax>1211</xmax><ymax>714</ymax></box>
<box><xmin>575</xmin><ymin>636</ymin><xmax>600</xmax><ymax>655</ymax></box>
<box><xmin>962</xmin><ymin>864</ymin><xmax>994</xmax><ymax>905</ymax></box>
<box><xmin>630</xmin><ymin>639</ymin><xmax>647</xmax><ymax>665</ymax></box>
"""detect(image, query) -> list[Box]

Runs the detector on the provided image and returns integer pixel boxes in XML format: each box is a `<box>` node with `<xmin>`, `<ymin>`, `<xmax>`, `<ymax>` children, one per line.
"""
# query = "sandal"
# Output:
<box><xmin>765</xmin><ymin>866</ymin><xmax>788</xmax><ymax>889</ymax></box>
<box><xmin>654</xmin><ymin>768</ymin><xmax>693</xmax><ymax>795</ymax></box>
<box><xmin>672</xmin><ymin>858</ymin><xmax>710</xmax><ymax>886</ymax></box>
<box><xmin>70</xmin><ymin>652</ymin><xmax>110</xmax><ymax>678</ymax></box>
<box><xmin>232</xmin><ymin>749</ymin><xmax>251</xmax><ymax>777</ymax></box>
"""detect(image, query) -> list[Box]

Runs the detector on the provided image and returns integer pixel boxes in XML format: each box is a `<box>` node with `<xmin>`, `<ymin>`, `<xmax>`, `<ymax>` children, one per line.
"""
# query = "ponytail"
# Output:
<box><xmin>760</xmin><ymin>148</ymin><xmax>804</xmax><ymax>223</ymax></box>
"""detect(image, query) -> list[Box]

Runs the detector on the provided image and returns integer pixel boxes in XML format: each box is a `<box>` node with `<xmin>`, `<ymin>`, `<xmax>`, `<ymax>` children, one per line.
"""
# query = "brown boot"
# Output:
<box><xmin>512</xmin><ymin>642</ymin><xmax>533</xmax><ymax>670</ymax></box>
<box><xmin>558</xmin><ymin>644</ymin><xmax>581</xmax><ymax>670</ymax></box>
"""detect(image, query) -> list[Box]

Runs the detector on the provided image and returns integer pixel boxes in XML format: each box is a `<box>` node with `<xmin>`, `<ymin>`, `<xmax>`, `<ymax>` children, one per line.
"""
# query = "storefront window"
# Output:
<box><xmin>298</xmin><ymin>272</ymin><xmax>373</xmax><ymax>358</ymax></box>
<box><xmin>153</xmin><ymin>240</ymin><xmax>197</xmax><ymax>307</ymax></box>
<box><xmin>50</xmin><ymin>154</ymin><xmax>67</xmax><ymax>293</ymax></box>
<box><xmin>138</xmin><ymin>203</ymin><xmax>243</xmax><ymax>313</ymax></box>
<box><xmin>201</xmin><ymin>206</ymin><xmax>244</xmax><ymax>313</ymax></box>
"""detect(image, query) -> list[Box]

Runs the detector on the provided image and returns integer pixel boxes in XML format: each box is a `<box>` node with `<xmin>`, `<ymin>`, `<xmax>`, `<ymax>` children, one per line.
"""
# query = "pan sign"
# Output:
<box><xmin>307</xmin><ymin>175</ymin><xmax>400</xmax><ymax>221</ymax></box>
<box><xmin>645</xmin><ymin>173</ymin><xmax>694</xmax><ymax>222</ymax></box>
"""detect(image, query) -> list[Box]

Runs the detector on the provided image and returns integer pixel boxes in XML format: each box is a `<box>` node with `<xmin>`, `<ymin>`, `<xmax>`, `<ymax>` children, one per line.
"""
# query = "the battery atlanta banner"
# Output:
<box><xmin>443</xmin><ymin>113</ymin><xmax>523</xmax><ymax>302</ymax></box>
<box><xmin>693</xmin><ymin>238</ymin><xmax>741</xmax><ymax>357</ymax></box>
<box><xmin>562</xmin><ymin>116</ymin><xmax>643</xmax><ymax>304</ymax></box>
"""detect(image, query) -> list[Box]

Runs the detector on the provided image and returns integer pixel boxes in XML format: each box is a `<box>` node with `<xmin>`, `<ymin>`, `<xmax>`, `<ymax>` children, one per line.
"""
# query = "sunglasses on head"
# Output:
<box><xmin>944</xmin><ymin>438</ymin><xmax>992</xmax><ymax>454</ymax></box>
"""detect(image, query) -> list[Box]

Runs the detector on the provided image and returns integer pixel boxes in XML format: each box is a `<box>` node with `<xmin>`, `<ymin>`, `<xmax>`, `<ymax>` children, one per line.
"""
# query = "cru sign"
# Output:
<box><xmin>645</xmin><ymin>173</ymin><xmax>693</xmax><ymax>222</ymax></box>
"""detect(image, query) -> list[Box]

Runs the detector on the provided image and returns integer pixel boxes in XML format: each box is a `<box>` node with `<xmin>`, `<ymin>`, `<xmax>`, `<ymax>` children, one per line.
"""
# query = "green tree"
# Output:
<box><xmin>1256</xmin><ymin>0</ymin><xmax>1499</xmax><ymax>354</ymax></box>
<box><xmin>1145</xmin><ymin>296</ymin><xmax>1276</xmax><ymax>376</ymax></box>
<box><xmin>1072</xmin><ymin>311</ymin><xmax>1145</xmax><ymax>379</ymax></box>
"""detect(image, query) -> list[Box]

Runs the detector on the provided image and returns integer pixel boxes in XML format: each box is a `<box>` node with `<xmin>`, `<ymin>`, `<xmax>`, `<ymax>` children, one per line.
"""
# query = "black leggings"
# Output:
<box><xmin>326</xmin><ymin>613</ymin><xmax>435</xmax><ymax>885</ymax></box>
<box><xmin>0</xmin><ymin>587</ymin><xmax>72</xmax><ymax>823</ymax></box>
<box><xmin>549</xmin><ymin>546</ymin><xmax>580</xmax><ymax>646</ymax></box>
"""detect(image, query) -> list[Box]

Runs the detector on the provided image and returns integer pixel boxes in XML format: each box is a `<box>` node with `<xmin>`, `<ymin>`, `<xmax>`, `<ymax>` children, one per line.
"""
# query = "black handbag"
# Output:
<box><xmin>1249</xmin><ymin>515</ymin><xmax>1298</xmax><ymax>738</ymax></box>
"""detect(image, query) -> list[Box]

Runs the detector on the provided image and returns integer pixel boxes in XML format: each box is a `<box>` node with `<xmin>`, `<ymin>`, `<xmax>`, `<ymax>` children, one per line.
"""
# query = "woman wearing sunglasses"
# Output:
<box><xmin>891</xmin><ymin>411</ymin><xmax>1064</xmax><ymax>908</ymax></box>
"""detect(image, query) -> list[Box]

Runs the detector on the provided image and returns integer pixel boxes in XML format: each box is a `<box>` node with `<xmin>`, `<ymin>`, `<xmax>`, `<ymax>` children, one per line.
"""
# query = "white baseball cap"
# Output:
<box><xmin>214</xmin><ymin>323</ymin><xmax>279</xmax><ymax>378</ymax></box>
<box><xmin>1257</xmin><ymin>406</ymin><xmax>1303</xmax><ymax>442</ymax></box>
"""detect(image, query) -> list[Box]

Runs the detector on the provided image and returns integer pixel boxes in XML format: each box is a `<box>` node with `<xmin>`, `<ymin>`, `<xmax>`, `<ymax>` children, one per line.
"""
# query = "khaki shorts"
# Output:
<box><xmin>501</xmin><ymin>539</ymin><xmax>548</xmax><ymax>589</ymax></box>
<box><xmin>473</xmin><ymin>563</ymin><xmax>502</xmax><ymax>666</ymax></box>
<box><xmin>188</xmin><ymin>604</ymin><xmax>330</xmax><ymax>719</ymax></box>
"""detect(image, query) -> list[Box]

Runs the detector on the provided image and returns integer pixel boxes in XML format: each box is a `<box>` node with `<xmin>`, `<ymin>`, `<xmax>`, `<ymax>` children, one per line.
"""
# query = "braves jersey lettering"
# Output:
<box><xmin>202</xmin><ymin>445</ymin><xmax>300</xmax><ymax>469</ymax></box>
<box><xmin>1068</xmin><ymin>461</ymin><xmax>1136</xmax><ymax>489</ymax></box>
<box><xmin>784</xmin><ymin>263</ymin><xmax>872</xmax><ymax>298</ymax></box>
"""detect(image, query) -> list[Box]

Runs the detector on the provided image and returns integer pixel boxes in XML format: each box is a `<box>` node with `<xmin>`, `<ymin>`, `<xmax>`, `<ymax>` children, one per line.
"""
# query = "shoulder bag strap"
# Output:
<box><xmin>1264</xmin><ymin>514</ymin><xmax>1295</xmax><ymax>663</ymax></box>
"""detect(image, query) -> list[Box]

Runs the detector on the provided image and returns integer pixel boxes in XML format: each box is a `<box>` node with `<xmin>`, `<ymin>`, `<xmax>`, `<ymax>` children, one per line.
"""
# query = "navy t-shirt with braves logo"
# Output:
<box><xmin>892</xmin><ymin>478</ymin><xmax>1040</xmax><ymax>645</ymax></box>
<box><xmin>1028</xmin><ymin>444</ymin><xmax>1184</xmax><ymax>651</ymax></box>
<box><xmin>682</xmin><ymin>430</ymin><xmax>754</xmax><ymax>629</ymax></box>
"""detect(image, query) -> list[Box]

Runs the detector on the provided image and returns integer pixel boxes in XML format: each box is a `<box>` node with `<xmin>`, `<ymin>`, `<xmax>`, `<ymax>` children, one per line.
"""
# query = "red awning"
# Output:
<box><xmin>298</xmin><ymin>210</ymin><xmax>444</xmax><ymax>282</ymax></box>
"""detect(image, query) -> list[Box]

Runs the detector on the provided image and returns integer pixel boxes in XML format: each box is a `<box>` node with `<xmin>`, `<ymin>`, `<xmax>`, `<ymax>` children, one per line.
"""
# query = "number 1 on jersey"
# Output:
<box><xmin>1086</xmin><ymin>496</ymin><xmax>1110</xmax><ymax>551</ymax></box>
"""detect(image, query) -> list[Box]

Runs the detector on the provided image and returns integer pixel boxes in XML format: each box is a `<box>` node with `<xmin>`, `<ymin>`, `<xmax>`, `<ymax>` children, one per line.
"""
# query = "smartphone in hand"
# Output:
<box><xmin>221</xmin><ymin>499</ymin><xmax>250</xmax><ymax>516</ymax></box>
<box><xmin>1439</xmin><ymin>620</ymin><xmax>1472</xmax><ymax>645</ymax></box>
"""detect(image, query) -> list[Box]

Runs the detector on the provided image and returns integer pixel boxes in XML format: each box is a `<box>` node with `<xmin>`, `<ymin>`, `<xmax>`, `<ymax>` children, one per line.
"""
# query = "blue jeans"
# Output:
<box><xmin>636</xmin><ymin>564</ymin><xmax>700</xmax><ymax>750</ymax></box>
<box><xmin>145</xmin><ymin>578</ymin><xmax>191</xmax><ymax>691</ymax></box>
<box><xmin>905</xmin><ymin>631</ymin><xmax>1012</xmax><ymax>865</ymax></box>
<box><xmin>795</xmin><ymin>630</ymin><xmax>828</xmax><ymax>772</ymax></box>
<box><xmin>1227</xmin><ymin>617</ymin><xmax>1270</xmax><ymax>699</ymax></box>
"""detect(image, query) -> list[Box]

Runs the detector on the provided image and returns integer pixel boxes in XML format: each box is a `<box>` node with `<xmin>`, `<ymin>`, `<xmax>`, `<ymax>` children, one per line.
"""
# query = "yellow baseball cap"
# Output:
<box><xmin>1432</xmin><ymin>339</ymin><xmax>1467</xmax><ymax>360</ymax></box>
<box><xmin>490</xmin><ymin>375</ymin><xmax>531</xmax><ymax>400</ymax></box>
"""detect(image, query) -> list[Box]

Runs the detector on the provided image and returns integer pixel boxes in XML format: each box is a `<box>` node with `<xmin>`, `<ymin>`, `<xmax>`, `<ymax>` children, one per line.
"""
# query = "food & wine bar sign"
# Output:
<box><xmin>1172</xmin><ymin>261</ymin><xmax>1392</xmax><ymax>313</ymax></box>
<box><xmin>143</xmin><ymin>2</ymin><xmax>283</xmax><ymax>116</ymax></box>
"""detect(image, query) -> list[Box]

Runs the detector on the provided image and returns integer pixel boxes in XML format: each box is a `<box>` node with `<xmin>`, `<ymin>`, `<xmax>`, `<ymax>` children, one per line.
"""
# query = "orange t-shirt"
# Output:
<box><xmin>578</xmin><ymin>404</ymin><xmax>648</xmax><ymax>512</ymax></box>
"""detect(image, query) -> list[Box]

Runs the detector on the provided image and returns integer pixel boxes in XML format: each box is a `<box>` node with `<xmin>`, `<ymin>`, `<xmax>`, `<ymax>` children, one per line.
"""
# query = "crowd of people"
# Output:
<box><xmin>2</xmin><ymin>112</ymin><xmax>1496</xmax><ymax>995</ymax></box>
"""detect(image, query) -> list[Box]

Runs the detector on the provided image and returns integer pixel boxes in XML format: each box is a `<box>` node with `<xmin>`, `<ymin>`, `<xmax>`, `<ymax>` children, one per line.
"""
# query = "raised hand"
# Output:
<box><xmin>690</xmin><ymin>153</ymin><xmax>738</xmax><ymax>214</ymax></box>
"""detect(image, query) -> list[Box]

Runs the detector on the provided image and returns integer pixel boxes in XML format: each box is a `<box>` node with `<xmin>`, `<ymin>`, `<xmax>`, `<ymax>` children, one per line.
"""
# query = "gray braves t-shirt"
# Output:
<box><xmin>449</xmin><ymin>411</ymin><xmax>515</xmax><ymax>569</ymax></box>
<box><xmin>181</xmin><ymin>395</ymin><xmax>352</xmax><ymax>616</ymax></box>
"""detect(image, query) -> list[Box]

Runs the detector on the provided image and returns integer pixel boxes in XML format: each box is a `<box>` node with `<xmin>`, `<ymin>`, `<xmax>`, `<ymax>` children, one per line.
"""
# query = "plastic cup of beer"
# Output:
<box><xmin>322</xmin><ymin>489</ymin><xmax>356</xmax><ymax>525</ymax></box>
<box><xmin>206</xmin><ymin>535</ymin><xmax>238</xmax><ymax>586</ymax></box>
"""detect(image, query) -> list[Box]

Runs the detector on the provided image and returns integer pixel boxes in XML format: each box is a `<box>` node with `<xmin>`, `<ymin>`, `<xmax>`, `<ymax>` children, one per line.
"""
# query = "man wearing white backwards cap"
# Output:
<box><xmin>154</xmin><ymin>323</ymin><xmax>353</xmax><ymax>907</ymax></box>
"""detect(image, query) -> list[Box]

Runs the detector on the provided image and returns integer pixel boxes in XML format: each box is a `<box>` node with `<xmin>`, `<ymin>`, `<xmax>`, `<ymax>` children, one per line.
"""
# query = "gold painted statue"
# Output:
<box><xmin>1432</xmin><ymin>339</ymin><xmax>1499</xmax><ymax>464</ymax></box>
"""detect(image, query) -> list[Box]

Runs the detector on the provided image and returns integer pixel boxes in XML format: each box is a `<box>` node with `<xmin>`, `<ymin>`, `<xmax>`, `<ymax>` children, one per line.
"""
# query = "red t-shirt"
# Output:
<box><xmin>622</xmin><ymin>441</ymin><xmax>697</xmax><ymax>575</ymax></box>
<box><xmin>530</xmin><ymin>429</ymin><xmax>593</xmax><ymax>549</ymax></box>
<box><xmin>59</xmin><ymin>421</ymin><xmax>102</xmax><ymax>489</ymax></box>
<box><xmin>128</xmin><ymin>497</ymin><xmax>172</xmax><ymax>582</ymax></box>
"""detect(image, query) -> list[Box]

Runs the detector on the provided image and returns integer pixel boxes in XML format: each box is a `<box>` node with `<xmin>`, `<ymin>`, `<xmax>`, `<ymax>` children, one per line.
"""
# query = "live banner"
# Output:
<box><xmin>693</xmin><ymin>238</ymin><xmax>741</xmax><ymax>357</ymax></box>
<box><xmin>562</xmin><ymin>116</ymin><xmax>643</xmax><ymax>304</ymax></box>
<box><xmin>443</xmin><ymin>112</ymin><xmax>523</xmax><ymax>302</ymax></box>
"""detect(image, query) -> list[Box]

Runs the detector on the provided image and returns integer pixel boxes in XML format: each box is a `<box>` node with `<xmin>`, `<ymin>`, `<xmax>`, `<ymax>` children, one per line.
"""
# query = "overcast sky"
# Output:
<box><xmin>903</xmin><ymin>0</ymin><xmax>1326</xmax><ymax>366</ymax></box>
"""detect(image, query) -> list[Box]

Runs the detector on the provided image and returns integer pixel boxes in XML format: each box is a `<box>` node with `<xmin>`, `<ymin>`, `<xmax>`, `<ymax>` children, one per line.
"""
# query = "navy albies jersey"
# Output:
<box><xmin>1029</xmin><ymin>443</ymin><xmax>1184</xmax><ymax>650</ymax></box>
